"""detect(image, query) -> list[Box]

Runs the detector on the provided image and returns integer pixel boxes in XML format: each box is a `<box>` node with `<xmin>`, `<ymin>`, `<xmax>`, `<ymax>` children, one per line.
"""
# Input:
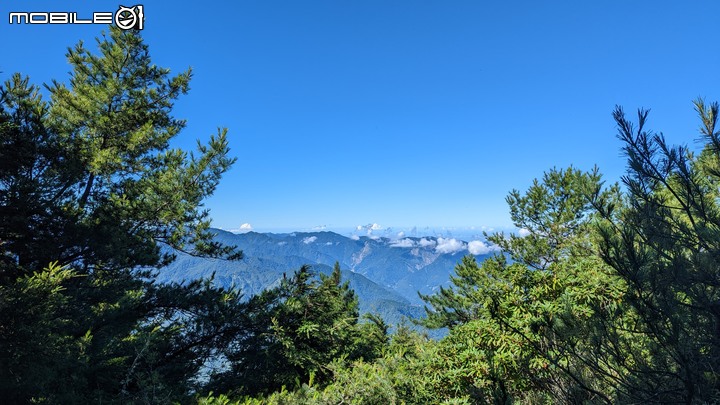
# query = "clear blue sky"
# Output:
<box><xmin>4</xmin><ymin>1</ymin><xmax>720</xmax><ymax>233</ymax></box>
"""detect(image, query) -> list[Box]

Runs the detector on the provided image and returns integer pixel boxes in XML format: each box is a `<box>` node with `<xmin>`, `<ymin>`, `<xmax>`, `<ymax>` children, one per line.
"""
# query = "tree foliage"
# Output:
<box><xmin>200</xmin><ymin>326</ymin><xmax>458</xmax><ymax>405</ymax></box>
<box><xmin>420</xmin><ymin>167</ymin><xmax>623</xmax><ymax>403</ymax></box>
<box><xmin>0</xmin><ymin>27</ymin><xmax>244</xmax><ymax>403</ymax></box>
<box><xmin>208</xmin><ymin>263</ymin><xmax>387</xmax><ymax>397</ymax></box>
<box><xmin>587</xmin><ymin>102</ymin><xmax>720</xmax><ymax>402</ymax></box>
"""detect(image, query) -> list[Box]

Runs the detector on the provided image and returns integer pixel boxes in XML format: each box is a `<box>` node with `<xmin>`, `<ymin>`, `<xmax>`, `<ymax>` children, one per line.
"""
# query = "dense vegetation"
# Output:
<box><xmin>2</xmin><ymin>28</ymin><xmax>719</xmax><ymax>404</ymax></box>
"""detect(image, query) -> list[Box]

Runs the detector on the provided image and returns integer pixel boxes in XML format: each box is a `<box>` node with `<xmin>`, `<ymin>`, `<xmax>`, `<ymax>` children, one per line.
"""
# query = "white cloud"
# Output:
<box><xmin>390</xmin><ymin>238</ymin><xmax>415</xmax><ymax>248</ymax></box>
<box><xmin>518</xmin><ymin>228</ymin><xmax>531</xmax><ymax>237</ymax></box>
<box><xmin>435</xmin><ymin>238</ymin><xmax>466</xmax><ymax>254</ymax></box>
<box><xmin>229</xmin><ymin>223</ymin><xmax>253</xmax><ymax>233</ymax></box>
<box><xmin>302</xmin><ymin>236</ymin><xmax>317</xmax><ymax>244</ymax></box>
<box><xmin>312</xmin><ymin>225</ymin><xmax>327</xmax><ymax>230</ymax></box>
<box><xmin>357</xmin><ymin>223</ymin><xmax>383</xmax><ymax>234</ymax></box>
<box><xmin>468</xmin><ymin>240</ymin><xmax>498</xmax><ymax>255</ymax></box>
<box><xmin>278</xmin><ymin>241</ymin><xmax>287</xmax><ymax>246</ymax></box>
<box><xmin>396</xmin><ymin>231</ymin><xmax>405</xmax><ymax>238</ymax></box>
<box><xmin>349</xmin><ymin>235</ymin><xmax>360</xmax><ymax>241</ymax></box>
<box><xmin>418</xmin><ymin>238</ymin><xmax>436</xmax><ymax>248</ymax></box>
<box><xmin>325</xmin><ymin>242</ymin><xmax>334</xmax><ymax>246</ymax></box>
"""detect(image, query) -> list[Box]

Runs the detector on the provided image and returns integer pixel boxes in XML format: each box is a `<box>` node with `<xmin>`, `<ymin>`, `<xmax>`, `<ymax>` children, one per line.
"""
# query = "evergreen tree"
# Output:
<box><xmin>0</xmin><ymin>27</ymin><xmax>244</xmax><ymax>403</ymax></box>
<box><xmin>420</xmin><ymin>167</ymin><xmax>623</xmax><ymax>403</ymax></box>
<box><xmin>210</xmin><ymin>263</ymin><xmax>382</xmax><ymax>397</ymax></box>
<box><xmin>589</xmin><ymin>102</ymin><xmax>720</xmax><ymax>402</ymax></box>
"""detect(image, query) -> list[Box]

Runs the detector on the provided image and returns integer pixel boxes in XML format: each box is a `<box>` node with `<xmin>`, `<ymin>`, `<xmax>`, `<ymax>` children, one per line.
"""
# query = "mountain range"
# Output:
<box><xmin>158</xmin><ymin>229</ymin><xmax>495</xmax><ymax>328</ymax></box>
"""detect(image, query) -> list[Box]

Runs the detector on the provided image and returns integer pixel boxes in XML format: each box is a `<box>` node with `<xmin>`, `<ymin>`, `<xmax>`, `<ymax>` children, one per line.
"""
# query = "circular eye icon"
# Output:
<box><xmin>115</xmin><ymin>6</ymin><xmax>139</xmax><ymax>30</ymax></box>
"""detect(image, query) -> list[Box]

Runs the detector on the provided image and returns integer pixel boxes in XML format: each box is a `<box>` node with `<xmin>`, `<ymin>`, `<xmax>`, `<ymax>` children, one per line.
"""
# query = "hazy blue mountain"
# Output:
<box><xmin>158</xmin><ymin>228</ymin><xmax>493</xmax><ymax>329</ymax></box>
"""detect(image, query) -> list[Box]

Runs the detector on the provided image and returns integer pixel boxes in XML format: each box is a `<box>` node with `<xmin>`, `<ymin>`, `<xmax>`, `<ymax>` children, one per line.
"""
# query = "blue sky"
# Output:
<box><xmin>4</xmin><ymin>1</ymin><xmax>720</xmax><ymax>234</ymax></box>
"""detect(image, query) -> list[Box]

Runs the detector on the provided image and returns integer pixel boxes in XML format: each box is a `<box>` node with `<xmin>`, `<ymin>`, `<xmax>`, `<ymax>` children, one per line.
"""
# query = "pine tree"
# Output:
<box><xmin>0</xmin><ymin>27</ymin><xmax>244</xmax><ymax>403</ymax></box>
<box><xmin>209</xmin><ymin>263</ymin><xmax>375</xmax><ymax>397</ymax></box>
<box><xmin>589</xmin><ymin>101</ymin><xmax>720</xmax><ymax>402</ymax></box>
<box><xmin>419</xmin><ymin>167</ymin><xmax>623</xmax><ymax>403</ymax></box>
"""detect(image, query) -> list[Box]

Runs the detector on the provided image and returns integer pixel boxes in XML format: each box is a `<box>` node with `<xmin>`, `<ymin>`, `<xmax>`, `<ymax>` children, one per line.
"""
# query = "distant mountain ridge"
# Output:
<box><xmin>159</xmin><ymin>229</ymin><xmax>494</xmax><ymax>327</ymax></box>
